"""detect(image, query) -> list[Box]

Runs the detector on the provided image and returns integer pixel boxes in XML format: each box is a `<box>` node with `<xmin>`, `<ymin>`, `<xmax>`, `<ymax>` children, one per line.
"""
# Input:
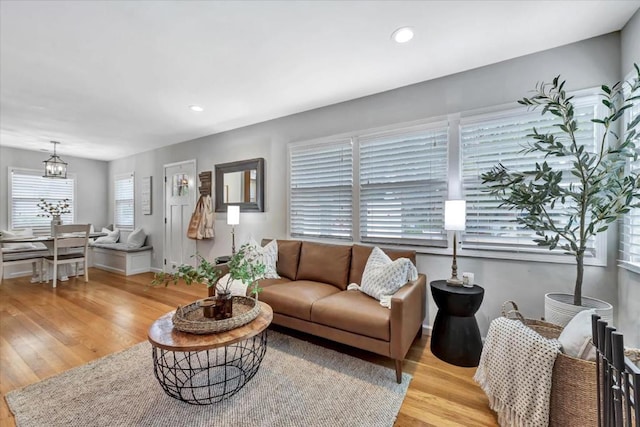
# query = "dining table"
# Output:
<box><xmin>1</xmin><ymin>232</ymin><xmax>107</xmax><ymax>282</ymax></box>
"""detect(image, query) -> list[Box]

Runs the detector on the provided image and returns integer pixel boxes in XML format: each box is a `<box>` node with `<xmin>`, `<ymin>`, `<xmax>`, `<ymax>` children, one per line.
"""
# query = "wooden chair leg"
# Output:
<box><xmin>84</xmin><ymin>261</ymin><xmax>88</xmax><ymax>283</ymax></box>
<box><xmin>395</xmin><ymin>359</ymin><xmax>403</xmax><ymax>384</ymax></box>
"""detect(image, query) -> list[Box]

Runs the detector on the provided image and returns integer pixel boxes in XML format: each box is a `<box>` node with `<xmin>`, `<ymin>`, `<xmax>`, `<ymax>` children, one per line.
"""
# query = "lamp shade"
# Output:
<box><xmin>227</xmin><ymin>205</ymin><xmax>240</xmax><ymax>225</ymax></box>
<box><xmin>444</xmin><ymin>200</ymin><xmax>466</xmax><ymax>231</ymax></box>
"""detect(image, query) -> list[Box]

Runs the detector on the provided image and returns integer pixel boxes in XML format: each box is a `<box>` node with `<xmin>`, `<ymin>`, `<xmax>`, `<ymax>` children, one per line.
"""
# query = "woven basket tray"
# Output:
<box><xmin>172</xmin><ymin>296</ymin><xmax>260</xmax><ymax>334</ymax></box>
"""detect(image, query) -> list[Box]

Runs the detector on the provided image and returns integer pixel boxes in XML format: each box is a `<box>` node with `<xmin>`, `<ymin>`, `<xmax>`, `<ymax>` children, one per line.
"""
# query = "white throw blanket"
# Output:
<box><xmin>474</xmin><ymin>317</ymin><xmax>561</xmax><ymax>427</ymax></box>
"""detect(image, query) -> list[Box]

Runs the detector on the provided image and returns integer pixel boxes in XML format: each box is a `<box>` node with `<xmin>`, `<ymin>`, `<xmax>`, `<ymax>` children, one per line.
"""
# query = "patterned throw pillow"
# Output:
<box><xmin>359</xmin><ymin>247</ymin><xmax>418</xmax><ymax>301</ymax></box>
<box><xmin>247</xmin><ymin>238</ymin><xmax>280</xmax><ymax>279</ymax></box>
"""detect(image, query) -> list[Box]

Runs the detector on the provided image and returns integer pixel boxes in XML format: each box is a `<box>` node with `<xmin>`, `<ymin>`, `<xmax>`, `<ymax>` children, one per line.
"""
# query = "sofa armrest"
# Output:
<box><xmin>207</xmin><ymin>263</ymin><xmax>230</xmax><ymax>297</ymax></box>
<box><xmin>390</xmin><ymin>273</ymin><xmax>427</xmax><ymax>360</ymax></box>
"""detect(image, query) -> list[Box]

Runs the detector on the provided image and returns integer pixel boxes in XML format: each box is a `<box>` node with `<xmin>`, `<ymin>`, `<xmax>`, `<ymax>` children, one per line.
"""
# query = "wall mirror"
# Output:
<box><xmin>215</xmin><ymin>158</ymin><xmax>264</xmax><ymax>212</ymax></box>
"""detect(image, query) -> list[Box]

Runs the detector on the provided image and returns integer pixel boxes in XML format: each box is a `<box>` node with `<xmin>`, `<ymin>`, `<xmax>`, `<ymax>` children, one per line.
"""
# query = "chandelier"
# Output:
<box><xmin>43</xmin><ymin>141</ymin><xmax>68</xmax><ymax>179</ymax></box>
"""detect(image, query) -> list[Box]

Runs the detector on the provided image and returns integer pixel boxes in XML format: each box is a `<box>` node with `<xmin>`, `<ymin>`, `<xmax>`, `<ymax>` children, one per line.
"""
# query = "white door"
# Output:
<box><xmin>164</xmin><ymin>160</ymin><xmax>197</xmax><ymax>272</ymax></box>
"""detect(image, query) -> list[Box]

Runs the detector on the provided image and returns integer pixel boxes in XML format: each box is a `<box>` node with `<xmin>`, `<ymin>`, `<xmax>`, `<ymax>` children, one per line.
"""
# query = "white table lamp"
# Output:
<box><xmin>445</xmin><ymin>200</ymin><xmax>466</xmax><ymax>286</ymax></box>
<box><xmin>227</xmin><ymin>205</ymin><xmax>240</xmax><ymax>255</ymax></box>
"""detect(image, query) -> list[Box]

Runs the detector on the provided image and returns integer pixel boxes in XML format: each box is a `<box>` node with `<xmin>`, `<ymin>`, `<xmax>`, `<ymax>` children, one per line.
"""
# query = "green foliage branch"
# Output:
<box><xmin>151</xmin><ymin>243</ymin><xmax>266</xmax><ymax>299</ymax></box>
<box><xmin>481</xmin><ymin>64</ymin><xmax>640</xmax><ymax>306</ymax></box>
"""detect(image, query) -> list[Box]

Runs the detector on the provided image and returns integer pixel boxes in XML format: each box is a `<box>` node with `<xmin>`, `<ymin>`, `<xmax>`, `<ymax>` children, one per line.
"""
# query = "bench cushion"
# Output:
<box><xmin>2</xmin><ymin>249</ymin><xmax>48</xmax><ymax>262</ymax></box>
<box><xmin>91</xmin><ymin>243</ymin><xmax>152</xmax><ymax>253</ymax></box>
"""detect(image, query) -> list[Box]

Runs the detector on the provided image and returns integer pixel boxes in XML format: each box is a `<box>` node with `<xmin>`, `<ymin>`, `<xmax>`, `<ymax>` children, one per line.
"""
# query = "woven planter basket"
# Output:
<box><xmin>502</xmin><ymin>301</ymin><xmax>597</xmax><ymax>427</ymax></box>
<box><xmin>172</xmin><ymin>296</ymin><xmax>260</xmax><ymax>334</ymax></box>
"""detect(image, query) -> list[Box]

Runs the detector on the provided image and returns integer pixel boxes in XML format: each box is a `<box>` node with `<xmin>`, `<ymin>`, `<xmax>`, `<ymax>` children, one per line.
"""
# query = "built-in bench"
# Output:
<box><xmin>91</xmin><ymin>243</ymin><xmax>152</xmax><ymax>276</ymax></box>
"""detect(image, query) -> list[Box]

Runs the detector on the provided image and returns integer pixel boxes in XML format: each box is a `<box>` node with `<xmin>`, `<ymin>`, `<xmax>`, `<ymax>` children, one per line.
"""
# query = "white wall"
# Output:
<box><xmin>109</xmin><ymin>33</ymin><xmax>624</xmax><ymax>335</ymax></box>
<box><xmin>617</xmin><ymin>9</ymin><xmax>640</xmax><ymax>347</ymax></box>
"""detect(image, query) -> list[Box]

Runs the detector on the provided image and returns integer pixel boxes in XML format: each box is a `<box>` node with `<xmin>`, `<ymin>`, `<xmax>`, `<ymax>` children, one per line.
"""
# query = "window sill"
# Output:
<box><xmin>618</xmin><ymin>261</ymin><xmax>640</xmax><ymax>275</ymax></box>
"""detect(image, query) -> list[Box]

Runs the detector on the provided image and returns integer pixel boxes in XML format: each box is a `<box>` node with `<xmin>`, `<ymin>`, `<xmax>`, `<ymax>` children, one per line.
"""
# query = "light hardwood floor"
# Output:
<box><xmin>0</xmin><ymin>269</ymin><xmax>498</xmax><ymax>426</ymax></box>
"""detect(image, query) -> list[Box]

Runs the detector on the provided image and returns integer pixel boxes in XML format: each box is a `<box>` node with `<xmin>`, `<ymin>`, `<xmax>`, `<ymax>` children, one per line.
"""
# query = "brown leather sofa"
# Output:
<box><xmin>229</xmin><ymin>239</ymin><xmax>427</xmax><ymax>383</ymax></box>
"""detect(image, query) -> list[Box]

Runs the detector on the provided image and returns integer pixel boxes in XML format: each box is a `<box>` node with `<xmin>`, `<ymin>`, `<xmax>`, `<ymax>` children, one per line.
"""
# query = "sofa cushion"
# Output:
<box><xmin>311</xmin><ymin>290</ymin><xmax>390</xmax><ymax>341</ymax></box>
<box><xmin>259</xmin><ymin>280</ymin><xmax>340</xmax><ymax>321</ymax></box>
<box><xmin>296</xmin><ymin>241</ymin><xmax>352</xmax><ymax>290</ymax></box>
<box><xmin>257</xmin><ymin>277</ymin><xmax>291</xmax><ymax>290</ymax></box>
<box><xmin>349</xmin><ymin>244</ymin><xmax>416</xmax><ymax>285</ymax></box>
<box><xmin>262</xmin><ymin>239</ymin><xmax>301</xmax><ymax>280</ymax></box>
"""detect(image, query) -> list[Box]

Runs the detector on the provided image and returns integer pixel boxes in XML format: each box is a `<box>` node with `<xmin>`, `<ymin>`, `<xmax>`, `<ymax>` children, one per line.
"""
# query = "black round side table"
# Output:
<box><xmin>430</xmin><ymin>280</ymin><xmax>484</xmax><ymax>367</ymax></box>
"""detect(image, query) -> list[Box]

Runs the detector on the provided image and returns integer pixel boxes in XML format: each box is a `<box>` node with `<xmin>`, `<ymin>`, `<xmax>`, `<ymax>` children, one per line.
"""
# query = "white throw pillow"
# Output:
<box><xmin>1</xmin><ymin>229</ymin><xmax>38</xmax><ymax>250</ymax></box>
<box><xmin>359</xmin><ymin>247</ymin><xmax>418</xmax><ymax>301</ymax></box>
<box><xmin>246</xmin><ymin>238</ymin><xmax>279</xmax><ymax>279</ymax></box>
<box><xmin>94</xmin><ymin>227</ymin><xmax>120</xmax><ymax>244</ymax></box>
<box><xmin>126</xmin><ymin>227</ymin><xmax>146</xmax><ymax>248</ymax></box>
<box><xmin>558</xmin><ymin>309</ymin><xmax>597</xmax><ymax>361</ymax></box>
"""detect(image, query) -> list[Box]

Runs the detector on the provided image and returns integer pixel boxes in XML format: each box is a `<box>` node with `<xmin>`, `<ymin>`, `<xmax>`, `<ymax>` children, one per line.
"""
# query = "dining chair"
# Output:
<box><xmin>43</xmin><ymin>224</ymin><xmax>90</xmax><ymax>288</ymax></box>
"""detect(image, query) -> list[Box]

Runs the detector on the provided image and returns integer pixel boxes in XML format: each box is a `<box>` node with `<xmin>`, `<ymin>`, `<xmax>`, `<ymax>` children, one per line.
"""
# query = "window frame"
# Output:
<box><xmin>356</xmin><ymin>121</ymin><xmax>450</xmax><ymax>247</ymax></box>
<box><xmin>458</xmin><ymin>91</ymin><xmax>607</xmax><ymax>266</ymax></box>
<box><xmin>288</xmin><ymin>137</ymin><xmax>354</xmax><ymax>241</ymax></box>
<box><xmin>618</xmin><ymin>71</ymin><xmax>640</xmax><ymax>274</ymax></box>
<box><xmin>287</xmin><ymin>119</ymin><xmax>451</xmax><ymax>248</ymax></box>
<box><xmin>286</xmin><ymin>89</ymin><xmax>610</xmax><ymax>266</ymax></box>
<box><xmin>8</xmin><ymin>167</ymin><xmax>77</xmax><ymax>235</ymax></box>
<box><xmin>114</xmin><ymin>172</ymin><xmax>135</xmax><ymax>231</ymax></box>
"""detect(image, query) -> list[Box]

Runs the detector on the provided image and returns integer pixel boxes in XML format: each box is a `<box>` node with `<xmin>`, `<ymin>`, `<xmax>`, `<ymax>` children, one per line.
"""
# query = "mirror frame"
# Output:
<box><xmin>215</xmin><ymin>157</ymin><xmax>264</xmax><ymax>213</ymax></box>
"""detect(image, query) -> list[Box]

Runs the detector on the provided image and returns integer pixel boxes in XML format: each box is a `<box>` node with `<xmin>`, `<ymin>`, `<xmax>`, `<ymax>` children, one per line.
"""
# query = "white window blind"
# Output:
<box><xmin>289</xmin><ymin>139</ymin><xmax>353</xmax><ymax>240</ymax></box>
<box><xmin>10</xmin><ymin>168</ymin><xmax>75</xmax><ymax>234</ymax></box>
<box><xmin>359</xmin><ymin>125</ymin><xmax>448</xmax><ymax>246</ymax></box>
<box><xmin>620</xmin><ymin>98</ymin><xmax>640</xmax><ymax>267</ymax></box>
<box><xmin>115</xmin><ymin>173</ymin><xmax>134</xmax><ymax>230</ymax></box>
<box><xmin>460</xmin><ymin>97</ymin><xmax>599</xmax><ymax>256</ymax></box>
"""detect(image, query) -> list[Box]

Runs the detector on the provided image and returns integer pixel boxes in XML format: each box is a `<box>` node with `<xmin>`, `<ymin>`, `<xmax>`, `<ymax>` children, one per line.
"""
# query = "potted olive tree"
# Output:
<box><xmin>482</xmin><ymin>65</ymin><xmax>640</xmax><ymax>326</ymax></box>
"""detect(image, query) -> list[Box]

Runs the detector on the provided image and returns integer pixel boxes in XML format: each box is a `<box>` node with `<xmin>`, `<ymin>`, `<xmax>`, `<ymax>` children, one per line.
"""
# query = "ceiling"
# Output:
<box><xmin>1</xmin><ymin>1</ymin><xmax>639</xmax><ymax>162</ymax></box>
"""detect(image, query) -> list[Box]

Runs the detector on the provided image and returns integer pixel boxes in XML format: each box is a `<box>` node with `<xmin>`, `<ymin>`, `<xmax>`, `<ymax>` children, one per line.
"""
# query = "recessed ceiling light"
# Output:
<box><xmin>189</xmin><ymin>105</ymin><xmax>204</xmax><ymax>112</ymax></box>
<box><xmin>391</xmin><ymin>27</ymin><xmax>414</xmax><ymax>44</ymax></box>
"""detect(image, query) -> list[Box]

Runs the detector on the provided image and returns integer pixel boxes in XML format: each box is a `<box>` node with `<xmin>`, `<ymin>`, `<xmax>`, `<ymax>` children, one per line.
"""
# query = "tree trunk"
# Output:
<box><xmin>574</xmin><ymin>254</ymin><xmax>584</xmax><ymax>306</ymax></box>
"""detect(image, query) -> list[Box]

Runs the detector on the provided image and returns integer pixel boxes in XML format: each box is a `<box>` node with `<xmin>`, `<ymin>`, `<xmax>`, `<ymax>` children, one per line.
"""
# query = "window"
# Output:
<box><xmin>620</xmin><ymin>89</ymin><xmax>640</xmax><ymax>270</ymax></box>
<box><xmin>9</xmin><ymin>168</ymin><xmax>75</xmax><ymax>234</ymax></box>
<box><xmin>288</xmin><ymin>121</ymin><xmax>449</xmax><ymax>246</ymax></box>
<box><xmin>114</xmin><ymin>173</ymin><xmax>134</xmax><ymax>230</ymax></box>
<box><xmin>289</xmin><ymin>140</ymin><xmax>353</xmax><ymax>240</ymax></box>
<box><xmin>359</xmin><ymin>124</ymin><xmax>448</xmax><ymax>246</ymax></box>
<box><xmin>460</xmin><ymin>95</ymin><xmax>604</xmax><ymax>261</ymax></box>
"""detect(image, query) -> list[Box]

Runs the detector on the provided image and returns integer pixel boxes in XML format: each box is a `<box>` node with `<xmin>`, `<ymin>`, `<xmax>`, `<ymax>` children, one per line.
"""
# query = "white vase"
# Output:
<box><xmin>544</xmin><ymin>292</ymin><xmax>613</xmax><ymax>327</ymax></box>
<box><xmin>51</xmin><ymin>215</ymin><xmax>62</xmax><ymax>235</ymax></box>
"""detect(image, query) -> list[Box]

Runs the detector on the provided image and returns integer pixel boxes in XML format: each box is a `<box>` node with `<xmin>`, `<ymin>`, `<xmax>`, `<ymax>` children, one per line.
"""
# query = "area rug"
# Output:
<box><xmin>6</xmin><ymin>331</ymin><xmax>411</xmax><ymax>426</ymax></box>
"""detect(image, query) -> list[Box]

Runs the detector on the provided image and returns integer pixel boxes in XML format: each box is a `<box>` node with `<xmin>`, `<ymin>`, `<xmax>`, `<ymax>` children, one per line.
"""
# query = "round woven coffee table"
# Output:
<box><xmin>148</xmin><ymin>301</ymin><xmax>273</xmax><ymax>405</ymax></box>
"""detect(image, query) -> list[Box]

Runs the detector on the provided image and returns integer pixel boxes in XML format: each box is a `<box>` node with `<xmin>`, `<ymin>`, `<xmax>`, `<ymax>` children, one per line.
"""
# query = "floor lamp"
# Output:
<box><xmin>445</xmin><ymin>200</ymin><xmax>466</xmax><ymax>286</ymax></box>
<box><xmin>227</xmin><ymin>205</ymin><xmax>240</xmax><ymax>255</ymax></box>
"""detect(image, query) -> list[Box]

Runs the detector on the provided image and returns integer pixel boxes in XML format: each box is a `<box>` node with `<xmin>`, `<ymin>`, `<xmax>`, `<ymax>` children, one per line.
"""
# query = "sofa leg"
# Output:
<box><xmin>395</xmin><ymin>359</ymin><xmax>403</xmax><ymax>383</ymax></box>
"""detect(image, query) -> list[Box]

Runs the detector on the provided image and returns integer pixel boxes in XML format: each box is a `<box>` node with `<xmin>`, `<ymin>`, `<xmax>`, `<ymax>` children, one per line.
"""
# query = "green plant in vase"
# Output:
<box><xmin>151</xmin><ymin>244</ymin><xmax>266</xmax><ymax>319</ymax></box>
